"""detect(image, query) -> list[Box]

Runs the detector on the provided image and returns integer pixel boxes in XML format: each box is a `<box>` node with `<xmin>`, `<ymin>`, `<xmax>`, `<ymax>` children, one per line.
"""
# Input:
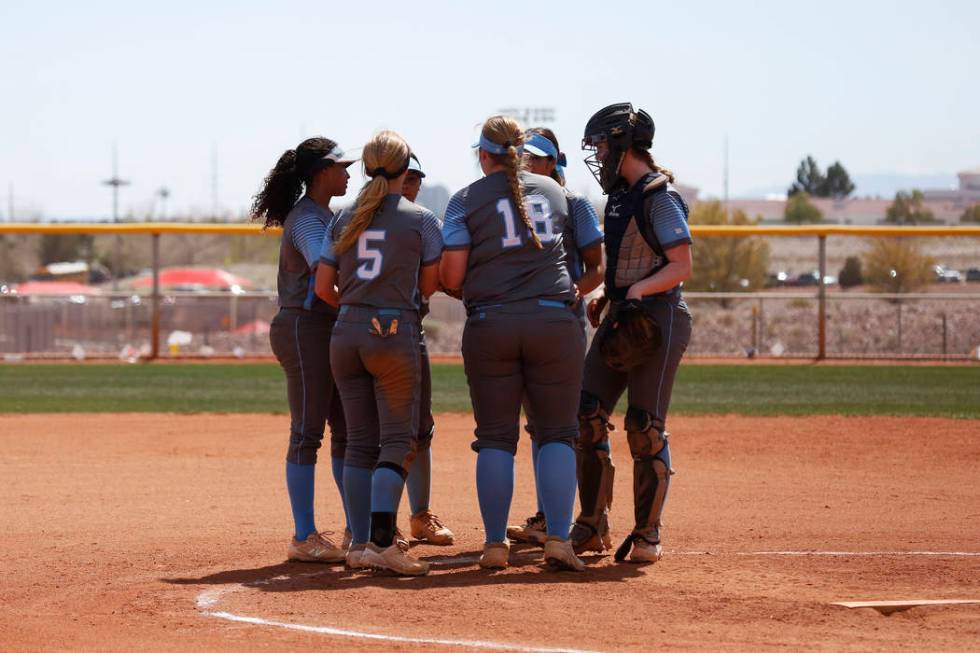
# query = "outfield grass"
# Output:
<box><xmin>1</xmin><ymin>363</ymin><xmax>978</xmax><ymax>418</ymax></box>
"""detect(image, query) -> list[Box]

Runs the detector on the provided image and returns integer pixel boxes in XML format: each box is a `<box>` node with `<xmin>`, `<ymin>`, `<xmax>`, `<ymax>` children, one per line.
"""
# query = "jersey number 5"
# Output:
<box><xmin>356</xmin><ymin>229</ymin><xmax>386</xmax><ymax>280</ymax></box>
<box><xmin>497</xmin><ymin>194</ymin><xmax>555</xmax><ymax>249</ymax></box>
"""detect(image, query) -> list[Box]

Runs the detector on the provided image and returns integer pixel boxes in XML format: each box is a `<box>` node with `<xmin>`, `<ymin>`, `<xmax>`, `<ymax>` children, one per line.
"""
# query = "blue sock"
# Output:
<box><xmin>343</xmin><ymin>465</ymin><xmax>373</xmax><ymax>545</ymax></box>
<box><xmin>476</xmin><ymin>448</ymin><xmax>514</xmax><ymax>543</ymax></box>
<box><xmin>406</xmin><ymin>448</ymin><xmax>432</xmax><ymax>515</ymax></box>
<box><xmin>285</xmin><ymin>462</ymin><xmax>316</xmax><ymax>541</ymax></box>
<box><xmin>531</xmin><ymin>440</ymin><xmax>544</xmax><ymax>515</ymax></box>
<box><xmin>371</xmin><ymin>466</ymin><xmax>406</xmax><ymax>513</ymax></box>
<box><xmin>537</xmin><ymin>442</ymin><xmax>577</xmax><ymax>540</ymax></box>
<box><xmin>330</xmin><ymin>457</ymin><xmax>350</xmax><ymax>530</ymax></box>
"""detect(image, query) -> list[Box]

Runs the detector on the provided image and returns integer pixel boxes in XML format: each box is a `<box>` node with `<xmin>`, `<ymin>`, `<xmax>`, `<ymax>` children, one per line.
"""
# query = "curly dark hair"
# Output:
<box><xmin>250</xmin><ymin>137</ymin><xmax>338</xmax><ymax>228</ymax></box>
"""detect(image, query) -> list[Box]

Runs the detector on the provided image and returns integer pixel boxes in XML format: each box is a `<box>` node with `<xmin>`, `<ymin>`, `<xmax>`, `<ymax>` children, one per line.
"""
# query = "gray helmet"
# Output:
<box><xmin>582</xmin><ymin>102</ymin><xmax>655</xmax><ymax>194</ymax></box>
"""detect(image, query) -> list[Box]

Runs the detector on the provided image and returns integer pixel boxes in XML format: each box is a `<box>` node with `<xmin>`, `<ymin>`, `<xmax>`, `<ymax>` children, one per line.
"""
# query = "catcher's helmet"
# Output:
<box><xmin>582</xmin><ymin>103</ymin><xmax>655</xmax><ymax>194</ymax></box>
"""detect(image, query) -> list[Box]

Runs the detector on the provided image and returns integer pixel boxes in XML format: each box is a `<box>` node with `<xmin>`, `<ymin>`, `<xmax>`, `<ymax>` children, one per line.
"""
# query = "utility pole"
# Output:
<box><xmin>158</xmin><ymin>187</ymin><xmax>170</xmax><ymax>220</ymax></box>
<box><xmin>102</xmin><ymin>144</ymin><xmax>130</xmax><ymax>289</ymax></box>
<box><xmin>723</xmin><ymin>134</ymin><xmax>730</xmax><ymax>219</ymax></box>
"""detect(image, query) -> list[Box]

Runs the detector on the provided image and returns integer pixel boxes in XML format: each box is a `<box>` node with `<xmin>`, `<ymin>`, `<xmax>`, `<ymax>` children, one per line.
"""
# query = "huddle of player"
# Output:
<box><xmin>250</xmin><ymin>103</ymin><xmax>693</xmax><ymax>576</ymax></box>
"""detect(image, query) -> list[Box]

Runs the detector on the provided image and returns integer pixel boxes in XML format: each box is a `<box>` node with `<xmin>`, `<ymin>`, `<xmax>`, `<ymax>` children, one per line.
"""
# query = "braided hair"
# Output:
<box><xmin>482</xmin><ymin>116</ymin><xmax>542</xmax><ymax>249</ymax></box>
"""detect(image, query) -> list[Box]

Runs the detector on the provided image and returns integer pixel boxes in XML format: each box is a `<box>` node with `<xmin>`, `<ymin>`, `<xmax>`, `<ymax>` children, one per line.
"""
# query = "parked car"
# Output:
<box><xmin>766</xmin><ymin>271</ymin><xmax>790</xmax><ymax>288</ymax></box>
<box><xmin>965</xmin><ymin>268</ymin><xmax>980</xmax><ymax>282</ymax></box>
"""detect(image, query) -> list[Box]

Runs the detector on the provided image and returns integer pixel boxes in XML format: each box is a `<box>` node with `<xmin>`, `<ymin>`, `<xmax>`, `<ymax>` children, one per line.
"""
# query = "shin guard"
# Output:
<box><xmin>615</xmin><ymin>407</ymin><xmax>671</xmax><ymax>561</ymax></box>
<box><xmin>575</xmin><ymin>396</ymin><xmax>616</xmax><ymax>530</ymax></box>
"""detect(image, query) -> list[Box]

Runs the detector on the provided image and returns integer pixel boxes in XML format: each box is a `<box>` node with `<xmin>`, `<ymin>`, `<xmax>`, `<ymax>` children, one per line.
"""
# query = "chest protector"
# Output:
<box><xmin>605</xmin><ymin>174</ymin><xmax>687</xmax><ymax>299</ymax></box>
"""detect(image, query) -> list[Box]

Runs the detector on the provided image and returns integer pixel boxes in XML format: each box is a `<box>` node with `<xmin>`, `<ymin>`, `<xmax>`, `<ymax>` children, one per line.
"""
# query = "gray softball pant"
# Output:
<box><xmin>462</xmin><ymin>299</ymin><xmax>586</xmax><ymax>456</ymax></box>
<box><xmin>330</xmin><ymin>305</ymin><xmax>421</xmax><ymax>472</ymax></box>
<box><xmin>269</xmin><ymin>308</ymin><xmax>348</xmax><ymax>465</ymax></box>
<box><xmin>583</xmin><ymin>297</ymin><xmax>692</xmax><ymax>429</ymax></box>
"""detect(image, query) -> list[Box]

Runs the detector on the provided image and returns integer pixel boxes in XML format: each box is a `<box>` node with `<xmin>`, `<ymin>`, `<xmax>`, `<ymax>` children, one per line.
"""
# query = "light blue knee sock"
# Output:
<box><xmin>330</xmin><ymin>457</ymin><xmax>350</xmax><ymax>530</ymax></box>
<box><xmin>476</xmin><ymin>448</ymin><xmax>514</xmax><ymax>543</ymax></box>
<box><xmin>371</xmin><ymin>466</ymin><xmax>406</xmax><ymax>513</ymax></box>
<box><xmin>537</xmin><ymin>442</ymin><xmax>577</xmax><ymax>540</ymax></box>
<box><xmin>285</xmin><ymin>462</ymin><xmax>316</xmax><ymax>541</ymax></box>
<box><xmin>531</xmin><ymin>440</ymin><xmax>544</xmax><ymax>515</ymax></box>
<box><xmin>406</xmin><ymin>448</ymin><xmax>432</xmax><ymax>515</ymax></box>
<box><xmin>343</xmin><ymin>465</ymin><xmax>372</xmax><ymax>544</ymax></box>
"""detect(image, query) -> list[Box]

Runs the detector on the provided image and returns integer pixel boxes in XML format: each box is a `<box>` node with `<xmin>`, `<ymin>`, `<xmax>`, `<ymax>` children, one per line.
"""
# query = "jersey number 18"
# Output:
<box><xmin>497</xmin><ymin>194</ymin><xmax>554</xmax><ymax>249</ymax></box>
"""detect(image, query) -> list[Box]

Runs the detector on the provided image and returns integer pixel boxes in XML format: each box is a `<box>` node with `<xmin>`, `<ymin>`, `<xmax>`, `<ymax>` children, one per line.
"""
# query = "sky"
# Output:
<box><xmin>1</xmin><ymin>0</ymin><xmax>978</xmax><ymax>220</ymax></box>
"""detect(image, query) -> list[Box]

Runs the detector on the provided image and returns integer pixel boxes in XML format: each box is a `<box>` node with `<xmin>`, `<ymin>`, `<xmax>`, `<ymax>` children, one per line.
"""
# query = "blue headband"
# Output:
<box><xmin>524</xmin><ymin>133</ymin><xmax>559</xmax><ymax>159</ymax></box>
<box><xmin>475</xmin><ymin>134</ymin><xmax>524</xmax><ymax>156</ymax></box>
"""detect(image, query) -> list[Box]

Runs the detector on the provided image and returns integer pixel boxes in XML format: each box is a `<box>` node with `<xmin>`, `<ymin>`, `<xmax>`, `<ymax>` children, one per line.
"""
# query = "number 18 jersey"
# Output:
<box><xmin>320</xmin><ymin>194</ymin><xmax>443</xmax><ymax>310</ymax></box>
<box><xmin>442</xmin><ymin>170</ymin><xmax>575</xmax><ymax>308</ymax></box>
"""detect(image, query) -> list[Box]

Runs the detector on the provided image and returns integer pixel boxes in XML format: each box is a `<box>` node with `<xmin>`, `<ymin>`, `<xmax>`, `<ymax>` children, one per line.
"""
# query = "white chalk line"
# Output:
<box><xmin>192</xmin><ymin>550</ymin><xmax>979</xmax><ymax>650</ymax></box>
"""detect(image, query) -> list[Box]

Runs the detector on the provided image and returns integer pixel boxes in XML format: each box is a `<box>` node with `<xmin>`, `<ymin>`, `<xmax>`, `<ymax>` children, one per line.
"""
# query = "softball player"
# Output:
<box><xmin>250</xmin><ymin>137</ymin><xmax>355</xmax><ymax>563</ymax></box>
<box><xmin>399</xmin><ymin>153</ymin><xmax>455</xmax><ymax>545</ymax></box>
<box><xmin>507</xmin><ymin>128</ymin><xmax>605</xmax><ymax>546</ymax></box>
<box><xmin>575</xmin><ymin>103</ymin><xmax>693</xmax><ymax>563</ymax></box>
<box><xmin>316</xmin><ymin>130</ymin><xmax>443</xmax><ymax>576</ymax></box>
<box><xmin>440</xmin><ymin>115</ymin><xmax>585</xmax><ymax>571</ymax></box>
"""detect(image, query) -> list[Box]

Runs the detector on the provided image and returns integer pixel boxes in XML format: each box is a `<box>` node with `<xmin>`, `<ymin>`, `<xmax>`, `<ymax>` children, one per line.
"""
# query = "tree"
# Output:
<box><xmin>838</xmin><ymin>256</ymin><xmax>863</xmax><ymax>289</ymax></box>
<box><xmin>821</xmin><ymin>161</ymin><xmax>855</xmax><ymax>198</ymax></box>
<box><xmin>862</xmin><ymin>239</ymin><xmax>934</xmax><ymax>293</ymax></box>
<box><xmin>686</xmin><ymin>201</ymin><xmax>770</xmax><ymax>298</ymax></box>
<box><xmin>787</xmin><ymin>155</ymin><xmax>825</xmax><ymax>197</ymax></box>
<box><xmin>788</xmin><ymin>156</ymin><xmax>855</xmax><ymax>198</ymax></box>
<box><xmin>961</xmin><ymin>204</ymin><xmax>980</xmax><ymax>223</ymax></box>
<box><xmin>885</xmin><ymin>190</ymin><xmax>936</xmax><ymax>225</ymax></box>
<box><xmin>783</xmin><ymin>192</ymin><xmax>823</xmax><ymax>224</ymax></box>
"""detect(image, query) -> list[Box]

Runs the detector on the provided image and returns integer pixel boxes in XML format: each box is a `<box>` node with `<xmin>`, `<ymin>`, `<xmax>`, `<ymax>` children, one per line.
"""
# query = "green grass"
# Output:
<box><xmin>0</xmin><ymin>363</ymin><xmax>977</xmax><ymax>418</ymax></box>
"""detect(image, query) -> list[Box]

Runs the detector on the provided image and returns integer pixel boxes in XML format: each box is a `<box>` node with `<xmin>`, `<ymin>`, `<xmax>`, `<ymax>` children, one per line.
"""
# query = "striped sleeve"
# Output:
<box><xmin>290</xmin><ymin>211</ymin><xmax>327</xmax><ymax>269</ymax></box>
<box><xmin>441</xmin><ymin>188</ymin><xmax>471</xmax><ymax>249</ymax></box>
<box><xmin>568</xmin><ymin>194</ymin><xmax>604</xmax><ymax>250</ymax></box>
<box><xmin>318</xmin><ymin>212</ymin><xmax>339</xmax><ymax>267</ymax></box>
<box><xmin>420</xmin><ymin>209</ymin><xmax>444</xmax><ymax>265</ymax></box>
<box><xmin>649</xmin><ymin>189</ymin><xmax>692</xmax><ymax>251</ymax></box>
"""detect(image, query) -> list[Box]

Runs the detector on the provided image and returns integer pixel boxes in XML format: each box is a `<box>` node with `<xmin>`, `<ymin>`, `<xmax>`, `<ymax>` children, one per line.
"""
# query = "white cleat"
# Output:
<box><xmin>629</xmin><ymin>539</ymin><xmax>663</xmax><ymax>563</ymax></box>
<box><xmin>544</xmin><ymin>537</ymin><xmax>586</xmax><ymax>572</ymax></box>
<box><xmin>479</xmin><ymin>541</ymin><xmax>511</xmax><ymax>570</ymax></box>
<box><xmin>287</xmin><ymin>531</ymin><xmax>346</xmax><ymax>564</ymax></box>
<box><xmin>361</xmin><ymin>542</ymin><xmax>429</xmax><ymax>576</ymax></box>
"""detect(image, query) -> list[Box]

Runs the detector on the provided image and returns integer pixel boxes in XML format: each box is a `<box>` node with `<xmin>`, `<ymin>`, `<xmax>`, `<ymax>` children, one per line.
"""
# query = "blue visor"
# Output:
<box><xmin>473</xmin><ymin>134</ymin><xmax>524</xmax><ymax>156</ymax></box>
<box><xmin>408</xmin><ymin>153</ymin><xmax>425</xmax><ymax>178</ymax></box>
<box><xmin>524</xmin><ymin>133</ymin><xmax>558</xmax><ymax>159</ymax></box>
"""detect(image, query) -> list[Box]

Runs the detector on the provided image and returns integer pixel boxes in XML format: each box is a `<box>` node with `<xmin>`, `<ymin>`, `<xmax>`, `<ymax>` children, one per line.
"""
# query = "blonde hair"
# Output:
<box><xmin>335</xmin><ymin>130</ymin><xmax>411</xmax><ymax>254</ymax></box>
<box><xmin>482</xmin><ymin>115</ymin><xmax>542</xmax><ymax>249</ymax></box>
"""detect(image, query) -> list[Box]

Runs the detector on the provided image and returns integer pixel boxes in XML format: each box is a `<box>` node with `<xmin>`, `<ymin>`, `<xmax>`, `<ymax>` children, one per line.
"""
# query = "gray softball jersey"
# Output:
<box><xmin>442</xmin><ymin>171</ymin><xmax>575</xmax><ymax>308</ymax></box>
<box><xmin>277</xmin><ymin>196</ymin><xmax>334</xmax><ymax>313</ymax></box>
<box><xmin>320</xmin><ymin>195</ymin><xmax>443</xmax><ymax>311</ymax></box>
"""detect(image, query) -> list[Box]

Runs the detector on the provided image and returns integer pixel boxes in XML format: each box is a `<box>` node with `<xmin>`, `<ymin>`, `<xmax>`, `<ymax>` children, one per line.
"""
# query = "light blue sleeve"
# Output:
<box><xmin>318</xmin><ymin>213</ymin><xmax>339</xmax><ymax>266</ymax></box>
<box><xmin>649</xmin><ymin>189</ymin><xmax>692</xmax><ymax>250</ymax></box>
<box><xmin>420</xmin><ymin>209</ymin><xmax>444</xmax><ymax>265</ymax></box>
<box><xmin>568</xmin><ymin>194</ymin><xmax>604</xmax><ymax>250</ymax></box>
<box><xmin>291</xmin><ymin>212</ymin><xmax>326</xmax><ymax>269</ymax></box>
<box><xmin>441</xmin><ymin>188</ymin><xmax>471</xmax><ymax>249</ymax></box>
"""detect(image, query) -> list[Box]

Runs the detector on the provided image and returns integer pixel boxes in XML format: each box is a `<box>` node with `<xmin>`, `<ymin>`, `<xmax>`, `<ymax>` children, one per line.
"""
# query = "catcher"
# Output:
<box><xmin>573</xmin><ymin>103</ymin><xmax>693</xmax><ymax>563</ymax></box>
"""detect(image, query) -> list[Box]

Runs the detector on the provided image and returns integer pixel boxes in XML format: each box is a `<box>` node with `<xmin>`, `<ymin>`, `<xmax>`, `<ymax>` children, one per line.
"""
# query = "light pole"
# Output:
<box><xmin>102</xmin><ymin>145</ymin><xmax>129</xmax><ymax>289</ymax></box>
<box><xmin>157</xmin><ymin>187</ymin><xmax>171</xmax><ymax>220</ymax></box>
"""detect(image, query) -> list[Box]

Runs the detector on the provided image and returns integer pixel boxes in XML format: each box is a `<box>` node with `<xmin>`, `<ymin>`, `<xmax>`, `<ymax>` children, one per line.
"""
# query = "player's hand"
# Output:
<box><xmin>587</xmin><ymin>295</ymin><xmax>608</xmax><ymax>328</ymax></box>
<box><xmin>626</xmin><ymin>285</ymin><xmax>644</xmax><ymax>301</ymax></box>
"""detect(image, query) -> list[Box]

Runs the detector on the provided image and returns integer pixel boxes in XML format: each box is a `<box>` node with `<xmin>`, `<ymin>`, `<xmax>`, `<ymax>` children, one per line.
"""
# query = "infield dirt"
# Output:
<box><xmin>1</xmin><ymin>413</ymin><xmax>979</xmax><ymax>651</ymax></box>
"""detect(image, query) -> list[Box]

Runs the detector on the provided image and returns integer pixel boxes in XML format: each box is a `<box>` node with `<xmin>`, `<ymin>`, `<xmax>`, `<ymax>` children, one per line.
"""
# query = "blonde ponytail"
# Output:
<box><xmin>482</xmin><ymin>116</ymin><xmax>542</xmax><ymax>250</ymax></box>
<box><xmin>334</xmin><ymin>131</ymin><xmax>410</xmax><ymax>254</ymax></box>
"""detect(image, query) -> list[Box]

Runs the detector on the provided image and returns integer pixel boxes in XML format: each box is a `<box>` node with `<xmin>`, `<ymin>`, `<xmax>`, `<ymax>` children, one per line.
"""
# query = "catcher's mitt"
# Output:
<box><xmin>597</xmin><ymin>300</ymin><xmax>662</xmax><ymax>371</ymax></box>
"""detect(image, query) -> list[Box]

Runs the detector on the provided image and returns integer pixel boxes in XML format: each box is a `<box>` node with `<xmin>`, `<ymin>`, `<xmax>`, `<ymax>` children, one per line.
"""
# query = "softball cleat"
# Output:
<box><xmin>629</xmin><ymin>539</ymin><xmax>663</xmax><ymax>563</ymax></box>
<box><xmin>506</xmin><ymin>512</ymin><xmax>547</xmax><ymax>545</ymax></box>
<box><xmin>479</xmin><ymin>541</ymin><xmax>510</xmax><ymax>570</ymax></box>
<box><xmin>410</xmin><ymin>509</ymin><xmax>455</xmax><ymax>545</ymax></box>
<box><xmin>341</xmin><ymin>528</ymin><xmax>352</xmax><ymax>551</ymax></box>
<box><xmin>544</xmin><ymin>537</ymin><xmax>586</xmax><ymax>572</ymax></box>
<box><xmin>395</xmin><ymin>527</ymin><xmax>410</xmax><ymax>552</ymax></box>
<box><xmin>345</xmin><ymin>543</ymin><xmax>369</xmax><ymax>570</ymax></box>
<box><xmin>362</xmin><ymin>542</ymin><xmax>430</xmax><ymax>576</ymax></box>
<box><xmin>287</xmin><ymin>531</ymin><xmax>346</xmax><ymax>564</ymax></box>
